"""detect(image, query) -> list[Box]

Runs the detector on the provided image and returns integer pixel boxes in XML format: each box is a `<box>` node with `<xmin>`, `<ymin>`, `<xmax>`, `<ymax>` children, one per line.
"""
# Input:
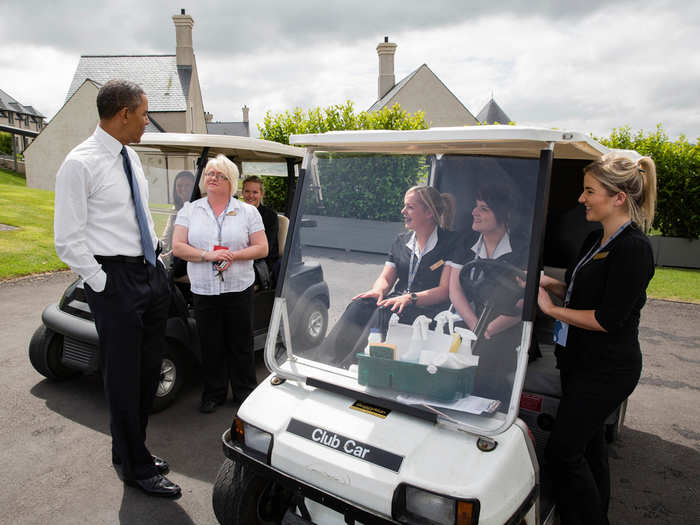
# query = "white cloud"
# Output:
<box><xmin>2</xmin><ymin>1</ymin><xmax>697</xmax><ymax>140</ymax></box>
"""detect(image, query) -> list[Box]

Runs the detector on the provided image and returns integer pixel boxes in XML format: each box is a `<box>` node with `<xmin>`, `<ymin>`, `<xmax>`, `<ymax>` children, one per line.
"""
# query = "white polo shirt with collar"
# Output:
<box><xmin>175</xmin><ymin>196</ymin><xmax>264</xmax><ymax>295</ymax></box>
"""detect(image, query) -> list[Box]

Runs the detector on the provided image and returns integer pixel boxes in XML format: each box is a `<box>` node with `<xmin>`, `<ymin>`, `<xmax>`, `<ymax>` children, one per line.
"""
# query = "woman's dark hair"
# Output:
<box><xmin>96</xmin><ymin>79</ymin><xmax>145</xmax><ymax>120</ymax></box>
<box><xmin>474</xmin><ymin>178</ymin><xmax>515</xmax><ymax>230</ymax></box>
<box><xmin>173</xmin><ymin>170</ymin><xmax>195</xmax><ymax>210</ymax></box>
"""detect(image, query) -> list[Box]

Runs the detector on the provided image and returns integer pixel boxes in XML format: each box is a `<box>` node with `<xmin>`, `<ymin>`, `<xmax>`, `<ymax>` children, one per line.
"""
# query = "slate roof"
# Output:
<box><xmin>66</xmin><ymin>55</ymin><xmax>190</xmax><ymax>112</ymax></box>
<box><xmin>206</xmin><ymin>121</ymin><xmax>250</xmax><ymax>137</ymax></box>
<box><xmin>367</xmin><ymin>66</ymin><xmax>421</xmax><ymax>112</ymax></box>
<box><xmin>477</xmin><ymin>98</ymin><xmax>512</xmax><ymax>124</ymax></box>
<box><xmin>0</xmin><ymin>88</ymin><xmax>45</xmax><ymax>117</ymax></box>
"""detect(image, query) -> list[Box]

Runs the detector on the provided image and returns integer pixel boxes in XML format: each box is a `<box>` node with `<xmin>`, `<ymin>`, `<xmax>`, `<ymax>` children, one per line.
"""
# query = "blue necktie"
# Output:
<box><xmin>120</xmin><ymin>147</ymin><xmax>156</xmax><ymax>266</ymax></box>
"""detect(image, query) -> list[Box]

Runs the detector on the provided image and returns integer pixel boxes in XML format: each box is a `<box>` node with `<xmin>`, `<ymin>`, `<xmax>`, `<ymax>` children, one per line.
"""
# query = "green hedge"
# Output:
<box><xmin>599</xmin><ymin>125</ymin><xmax>699</xmax><ymax>239</ymax></box>
<box><xmin>257</xmin><ymin>101</ymin><xmax>427</xmax><ymax>220</ymax></box>
<box><xmin>0</xmin><ymin>132</ymin><xmax>12</xmax><ymax>155</ymax></box>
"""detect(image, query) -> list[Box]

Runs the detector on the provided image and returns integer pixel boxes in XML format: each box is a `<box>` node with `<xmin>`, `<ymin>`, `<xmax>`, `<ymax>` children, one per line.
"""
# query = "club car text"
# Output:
<box><xmin>287</xmin><ymin>419</ymin><xmax>404</xmax><ymax>472</ymax></box>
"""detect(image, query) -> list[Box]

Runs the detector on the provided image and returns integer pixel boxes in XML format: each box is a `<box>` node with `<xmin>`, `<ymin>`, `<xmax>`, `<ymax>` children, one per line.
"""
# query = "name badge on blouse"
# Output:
<box><xmin>430</xmin><ymin>259</ymin><xmax>444</xmax><ymax>271</ymax></box>
<box><xmin>553</xmin><ymin>320</ymin><xmax>569</xmax><ymax>347</ymax></box>
<box><xmin>226</xmin><ymin>210</ymin><xmax>237</xmax><ymax>216</ymax></box>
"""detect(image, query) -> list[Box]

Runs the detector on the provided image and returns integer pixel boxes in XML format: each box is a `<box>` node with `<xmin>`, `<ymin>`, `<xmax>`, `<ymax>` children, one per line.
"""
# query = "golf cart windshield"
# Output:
<box><xmin>270</xmin><ymin>146</ymin><xmax>546</xmax><ymax>435</ymax></box>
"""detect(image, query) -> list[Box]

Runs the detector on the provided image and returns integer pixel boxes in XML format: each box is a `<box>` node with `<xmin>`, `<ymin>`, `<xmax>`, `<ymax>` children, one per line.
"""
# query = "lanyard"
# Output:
<box><xmin>564</xmin><ymin>220</ymin><xmax>630</xmax><ymax>306</ymax></box>
<box><xmin>206</xmin><ymin>198</ymin><xmax>231</xmax><ymax>245</ymax></box>
<box><xmin>406</xmin><ymin>235</ymin><xmax>422</xmax><ymax>292</ymax></box>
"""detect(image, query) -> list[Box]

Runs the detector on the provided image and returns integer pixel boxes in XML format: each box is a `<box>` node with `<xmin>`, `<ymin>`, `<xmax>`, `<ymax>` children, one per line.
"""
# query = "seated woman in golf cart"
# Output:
<box><xmin>448</xmin><ymin>177</ymin><xmax>528</xmax><ymax>406</ymax></box>
<box><xmin>323</xmin><ymin>185</ymin><xmax>457</xmax><ymax>367</ymax></box>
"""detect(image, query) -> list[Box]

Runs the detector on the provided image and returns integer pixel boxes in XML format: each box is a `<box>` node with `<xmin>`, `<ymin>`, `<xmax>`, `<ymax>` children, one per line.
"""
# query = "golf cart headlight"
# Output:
<box><xmin>395</xmin><ymin>484</ymin><xmax>479</xmax><ymax>525</ymax></box>
<box><xmin>232</xmin><ymin>416</ymin><xmax>272</xmax><ymax>460</ymax></box>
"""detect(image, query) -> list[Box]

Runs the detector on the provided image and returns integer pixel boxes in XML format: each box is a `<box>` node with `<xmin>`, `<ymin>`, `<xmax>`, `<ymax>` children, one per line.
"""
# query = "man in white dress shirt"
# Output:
<box><xmin>54</xmin><ymin>80</ymin><xmax>180</xmax><ymax>498</ymax></box>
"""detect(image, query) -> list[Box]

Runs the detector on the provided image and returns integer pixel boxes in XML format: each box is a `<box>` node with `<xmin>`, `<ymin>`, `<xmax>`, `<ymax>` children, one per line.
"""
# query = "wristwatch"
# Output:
<box><xmin>410</xmin><ymin>292</ymin><xmax>418</xmax><ymax>305</ymax></box>
<box><xmin>200</xmin><ymin>250</ymin><xmax>207</xmax><ymax>261</ymax></box>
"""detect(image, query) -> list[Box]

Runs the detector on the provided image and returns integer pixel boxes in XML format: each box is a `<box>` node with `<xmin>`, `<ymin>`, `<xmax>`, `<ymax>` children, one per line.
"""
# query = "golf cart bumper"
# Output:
<box><xmin>42</xmin><ymin>302</ymin><xmax>99</xmax><ymax>346</ymax></box>
<box><xmin>41</xmin><ymin>302</ymin><xmax>100</xmax><ymax>372</ymax></box>
<box><xmin>222</xmin><ymin>428</ymin><xmax>400</xmax><ymax>524</ymax></box>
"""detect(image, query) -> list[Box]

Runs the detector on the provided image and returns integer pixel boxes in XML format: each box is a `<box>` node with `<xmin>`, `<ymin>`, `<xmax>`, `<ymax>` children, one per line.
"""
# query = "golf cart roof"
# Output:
<box><xmin>290</xmin><ymin>125</ymin><xmax>610</xmax><ymax>160</ymax></box>
<box><xmin>137</xmin><ymin>132</ymin><xmax>305</xmax><ymax>162</ymax></box>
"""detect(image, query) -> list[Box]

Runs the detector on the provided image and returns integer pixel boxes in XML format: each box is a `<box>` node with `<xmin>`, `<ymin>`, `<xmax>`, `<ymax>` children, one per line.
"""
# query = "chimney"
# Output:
<box><xmin>172</xmin><ymin>9</ymin><xmax>194</xmax><ymax>67</ymax></box>
<box><xmin>242</xmin><ymin>105</ymin><xmax>249</xmax><ymax>123</ymax></box>
<box><xmin>376</xmin><ymin>36</ymin><xmax>397</xmax><ymax>99</ymax></box>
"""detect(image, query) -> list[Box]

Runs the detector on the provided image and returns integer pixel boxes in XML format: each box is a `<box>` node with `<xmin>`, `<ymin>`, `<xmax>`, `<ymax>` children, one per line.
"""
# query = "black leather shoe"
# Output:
<box><xmin>114</xmin><ymin>455</ymin><xmax>169</xmax><ymax>475</ymax></box>
<box><xmin>126</xmin><ymin>474</ymin><xmax>181</xmax><ymax>498</ymax></box>
<box><xmin>152</xmin><ymin>455</ymin><xmax>169</xmax><ymax>475</ymax></box>
<box><xmin>199</xmin><ymin>399</ymin><xmax>223</xmax><ymax>413</ymax></box>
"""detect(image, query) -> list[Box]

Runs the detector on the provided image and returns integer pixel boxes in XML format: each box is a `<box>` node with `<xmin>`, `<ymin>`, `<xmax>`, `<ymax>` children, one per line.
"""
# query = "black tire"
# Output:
<box><xmin>28</xmin><ymin>325</ymin><xmax>79</xmax><ymax>380</ymax></box>
<box><xmin>213</xmin><ymin>458</ymin><xmax>293</xmax><ymax>525</ymax></box>
<box><xmin>151</xmin><ymin>339</ymin><xmax>187</xmax><ymax>413</ymax></box>
<box><xmin>294</xmin><ymin>298</ymin><xmax>328</xmax><ymax>349</ymax></box>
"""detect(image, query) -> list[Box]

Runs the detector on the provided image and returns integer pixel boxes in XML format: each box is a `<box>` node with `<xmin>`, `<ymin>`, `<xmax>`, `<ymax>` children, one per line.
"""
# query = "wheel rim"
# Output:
<box><xmin>307</xmin><ymin>310</ymin><xmax>323</xmax><ymax>338</ymax></box>
<box><xmin>157</xmin><ymin>358</ymin><xmax>176</xmax><ymax>397</ymax></box>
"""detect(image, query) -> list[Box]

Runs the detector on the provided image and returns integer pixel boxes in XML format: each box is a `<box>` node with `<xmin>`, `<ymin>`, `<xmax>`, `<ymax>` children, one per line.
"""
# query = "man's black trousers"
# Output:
<box><xmin>85</xmin><ymin>259</ymin><xmax>170</xmax><ymax>481</ymax></box>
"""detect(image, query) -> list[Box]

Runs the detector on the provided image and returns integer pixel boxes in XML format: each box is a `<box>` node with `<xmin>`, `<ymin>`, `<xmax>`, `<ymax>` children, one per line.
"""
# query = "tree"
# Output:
<box><xmin>0</xmin><ymin>132</ymin><xmax>12</xmax><ymax>155</ymax></box>
<box><xmin>258</xmin><ymin>101</ymin><xmax>427</xmax><ymax>145</ymax></box>
<box><xmin>599</xmin><ymin>125</ymin><xmax>699</xmax><ymax>239</ymax></box>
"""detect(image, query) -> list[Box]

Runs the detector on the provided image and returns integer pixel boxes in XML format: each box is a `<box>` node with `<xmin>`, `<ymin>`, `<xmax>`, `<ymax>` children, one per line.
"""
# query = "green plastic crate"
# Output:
<box><xmin>356</xmin><ymin>354</ymin><xmax>476</xmax><ymax>402</ymax></box>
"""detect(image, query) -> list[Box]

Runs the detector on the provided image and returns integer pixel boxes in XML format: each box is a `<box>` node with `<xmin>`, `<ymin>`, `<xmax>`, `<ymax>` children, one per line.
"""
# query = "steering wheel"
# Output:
<box><xmin>459</xmin><ymin>259</ymin><xmax>526</xmax><ymax>318</ymax></box>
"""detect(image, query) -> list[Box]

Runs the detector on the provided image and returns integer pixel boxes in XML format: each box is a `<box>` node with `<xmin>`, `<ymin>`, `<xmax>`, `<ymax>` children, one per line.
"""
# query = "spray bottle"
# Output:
<box><xmin>402</xmin><ymin>315</ymin><xmax>431</xmax><ymax>362</ymax></box>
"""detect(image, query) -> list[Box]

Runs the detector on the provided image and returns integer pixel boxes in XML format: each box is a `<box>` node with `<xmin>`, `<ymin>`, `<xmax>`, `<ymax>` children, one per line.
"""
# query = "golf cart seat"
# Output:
<box><xmin>277</xmin><ymin>214</ymin><xmax>289</xmax><ymax>255</ymax></box>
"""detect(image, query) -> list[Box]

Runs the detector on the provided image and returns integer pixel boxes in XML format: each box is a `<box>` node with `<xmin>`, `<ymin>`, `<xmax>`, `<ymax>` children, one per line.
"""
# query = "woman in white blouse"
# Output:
<box><xmin>172</xmin><ymin>154</ymin><xmax>267</xmax><ymax>413</ymax></box>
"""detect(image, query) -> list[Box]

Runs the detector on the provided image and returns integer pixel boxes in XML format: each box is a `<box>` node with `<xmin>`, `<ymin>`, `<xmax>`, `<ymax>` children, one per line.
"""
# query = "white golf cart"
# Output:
<box><xmin>213</xmin><ymin>126</ymin><xmax>629</xmax><ymax>524</ymax></box>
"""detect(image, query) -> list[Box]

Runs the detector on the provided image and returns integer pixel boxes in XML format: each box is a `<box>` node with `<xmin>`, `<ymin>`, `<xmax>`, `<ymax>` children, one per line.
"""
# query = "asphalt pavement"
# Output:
<box><xmin>0</xmin><ymin>262</ymin><xmax>698</xmax><ymax>524</ymax></box>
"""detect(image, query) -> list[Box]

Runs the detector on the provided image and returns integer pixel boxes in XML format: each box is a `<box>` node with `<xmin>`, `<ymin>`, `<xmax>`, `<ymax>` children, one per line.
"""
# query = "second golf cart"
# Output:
<box><xmin>28</xmin><ymin>133</ymin><xmax>329</xmax><ymax>411</ymax></box>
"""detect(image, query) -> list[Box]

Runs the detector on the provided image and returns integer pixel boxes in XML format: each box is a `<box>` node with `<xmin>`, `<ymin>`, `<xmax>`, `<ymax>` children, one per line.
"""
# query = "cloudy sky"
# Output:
<box><xmin>1</xmin><ymin>0</ymin><xmax>698</xmax><ymax>140</ymax></box>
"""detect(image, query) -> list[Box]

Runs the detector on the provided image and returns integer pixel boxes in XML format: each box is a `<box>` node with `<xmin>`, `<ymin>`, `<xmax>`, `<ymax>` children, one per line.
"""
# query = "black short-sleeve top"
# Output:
<box><xmin>386</xmin><ymin>227</ymin><xmax>456</xmax><ymax>294</ymax></box>
<box><xmin>556</xmin><ymin>223</ymin><xmax>654</xmax><ymax>374</ymax></box>
<box><xmin>446</xmin><ymin>230</ymin><xmax>527</xmax><ymax>313</ymax></box>
<box><xmin>257</xmin><ymin>204</ymin><xmax>279</xmax><ymax>263</ymax></box>
<box><xmin>447</xmin><ymin>230</ymin><xmax>527</xmax><ymax>270</ymax></box>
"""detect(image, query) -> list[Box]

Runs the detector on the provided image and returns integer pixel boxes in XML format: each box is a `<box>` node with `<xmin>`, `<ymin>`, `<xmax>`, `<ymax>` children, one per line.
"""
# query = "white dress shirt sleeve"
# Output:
<box><xmin>54</xmin><ymin>158</ymin><xmax>107</xmax><ymax>292</ymax></box>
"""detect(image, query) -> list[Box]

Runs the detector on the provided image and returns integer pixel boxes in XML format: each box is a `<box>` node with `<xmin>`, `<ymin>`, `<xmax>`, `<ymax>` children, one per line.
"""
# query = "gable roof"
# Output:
<box><xmin>0</xmin><ymin>88</ymin><xmax>45</xmax><ymax>117</ymax></box>
<box><xmin>66</xmin><ymin>55</ymin><xmax>190</xmax><ymax>112</ymax></box>
<box><xmin>477</xmin><ymin>98</ymin><xmax>512</xmax><ymax>124</ymax></box>
<box><xmin>206</xmin><ymin>121</ymin><xmax>250</xmax><ymax>137</ymax></box>
<box><xmin>367</xmin><ymin>63</ymin><xmax>474</xmax><ymax>121</ymax></box>
<box><xmin>367</xmin><ymin>66</ymin><xmax>421</xmax><ymax>112</ymax></box>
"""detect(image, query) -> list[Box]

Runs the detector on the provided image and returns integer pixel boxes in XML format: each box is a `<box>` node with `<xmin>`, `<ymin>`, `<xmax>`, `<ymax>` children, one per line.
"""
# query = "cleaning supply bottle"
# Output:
<box><xmin>454</xmin><ymin>327</ymin><xmax>479</xmax><ymax>365</ymax></box>
<box><xmin>365</xmin><ymin>328</ymin><xmax>382</xmax><ymax>355</ymax></box>
<box><xmin>403</xmin><ymin>315</ymin><xmax>430</xmax><ymax>362</ymax></box>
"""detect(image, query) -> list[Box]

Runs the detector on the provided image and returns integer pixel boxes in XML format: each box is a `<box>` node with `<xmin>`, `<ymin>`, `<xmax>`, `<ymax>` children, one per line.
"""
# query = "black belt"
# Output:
<box><xmin>95</xmin><ymin>242</ymin><xmax>162</xmax><ymax>264</ymax></box>
<box><xmin>95</xmin><ymin>255</ymin><xmax>149</xmax><ymax>264</ymax></box>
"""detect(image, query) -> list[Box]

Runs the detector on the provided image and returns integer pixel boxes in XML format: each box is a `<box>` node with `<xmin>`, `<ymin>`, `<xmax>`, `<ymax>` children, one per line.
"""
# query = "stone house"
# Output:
<box><xmin>24</xmin><ymin>9</ymin><xmax>208</xmax><ymax>193</ymax></box>
<box><xmin>368</xmin><ymin>38</ymin><xmax>478</xmax><ymax>127</ymax></box>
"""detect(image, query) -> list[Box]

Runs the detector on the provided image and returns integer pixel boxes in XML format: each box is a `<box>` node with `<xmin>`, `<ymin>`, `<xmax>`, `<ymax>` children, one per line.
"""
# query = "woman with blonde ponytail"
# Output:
<box><xmin>321</xmin><ymin>185</ymin><xmax>457</xmax><ymax>367</ymax></box>
<box><xmin>537</xmin><ymin>152</ymin><xmax>657</xmax><ymax>525</ymax></box>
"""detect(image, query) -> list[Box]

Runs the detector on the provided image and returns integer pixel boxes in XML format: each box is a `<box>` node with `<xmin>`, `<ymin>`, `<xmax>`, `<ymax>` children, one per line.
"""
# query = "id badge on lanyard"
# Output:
<box><xmin>406</xmin><ymin>236</ymin><xmax>422</xmax><ymax>293</ymax></box>
<box><xmin>554</xmin><ymin>221</ymin><xmax>630</xmax><ymax>347</ymax></box>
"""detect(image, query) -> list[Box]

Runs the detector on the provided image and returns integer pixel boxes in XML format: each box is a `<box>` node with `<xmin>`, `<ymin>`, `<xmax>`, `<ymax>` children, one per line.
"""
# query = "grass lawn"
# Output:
<box><xmin>648</xmin><ymin>267</ymin><xmax>700</xmax><ymax>304</ymax></box>
<box><xmin>0</xmin><ymin>168</ymin><xmax>172</xmax><ymax>280</ymax></box>
<box><xmin>1</xmin><ymin>167</ymin><xmax>699</xmax><ymax>304</ymax></box>
<box><xmin>0</xmin><ymin>169</ymin><xmax>68</xmax><ymax>279</ymax></box>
